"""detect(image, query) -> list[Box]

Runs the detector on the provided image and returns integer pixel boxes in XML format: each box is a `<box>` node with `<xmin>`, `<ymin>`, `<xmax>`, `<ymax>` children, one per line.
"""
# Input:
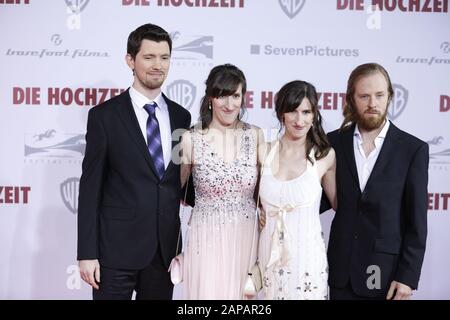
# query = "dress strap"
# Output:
<box><xmin>264</xmin><ymin>140</ymin><xmax>280</xmax><ymax>172</ymax></box>
<box><xmin>191</xmin><ymin>127</ymin><xmax>207</xmax><ymax>164</ymax></box>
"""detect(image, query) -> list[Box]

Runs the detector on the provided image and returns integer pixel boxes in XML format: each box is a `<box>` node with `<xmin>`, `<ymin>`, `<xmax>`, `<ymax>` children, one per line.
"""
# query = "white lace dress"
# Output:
<box><xmin>258</xmin><ymin>141</ymin><xmax>328</xmax><ymax>300</ymax></box>
<box><xmin>183</xmin><ymin>123</ymin><xmax>258</xmax><ymax>299</ymax></box>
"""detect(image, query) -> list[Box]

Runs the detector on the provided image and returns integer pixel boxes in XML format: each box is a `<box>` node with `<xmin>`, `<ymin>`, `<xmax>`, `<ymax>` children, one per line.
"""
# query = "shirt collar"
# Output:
<box><xmin>354</xmin><ymin>119</ymin><xmax>390</xmax><ymax>142</ymax></box>
<box><xmin>129</xmin><ymin>86</ymin><xmax>166</xmax><ymax>111</ymax></box>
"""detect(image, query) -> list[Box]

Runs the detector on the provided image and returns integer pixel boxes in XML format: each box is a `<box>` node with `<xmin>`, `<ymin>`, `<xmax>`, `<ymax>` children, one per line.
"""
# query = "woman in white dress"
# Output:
<box><xmin>258</xmin><ymin>80</ymin><xmax>337</xmax><ymax>300</ymax></box>
<box><xmin>179</xmin><ymin>64</ymin><xmax>264</xmax><ymax>299</ymax></box>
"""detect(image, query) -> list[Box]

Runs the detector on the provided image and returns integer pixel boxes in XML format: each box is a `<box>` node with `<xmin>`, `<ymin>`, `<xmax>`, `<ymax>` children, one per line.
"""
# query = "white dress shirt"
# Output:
<box><xmin>129</xmin><ymin>86</ymin><xmax>172</xmax><ymax>169</ymax></box>
<box><xmin>353</xmin><ymin>120</ymin><xmax>390</xmax><ymax>192</ymax></box>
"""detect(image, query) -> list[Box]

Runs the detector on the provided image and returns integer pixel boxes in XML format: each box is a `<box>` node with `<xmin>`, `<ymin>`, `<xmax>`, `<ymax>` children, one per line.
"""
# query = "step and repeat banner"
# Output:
<box><xmin>0</xmin><ymin>0</ymin><xmax>449</xmax><ymax>299</ymax></box>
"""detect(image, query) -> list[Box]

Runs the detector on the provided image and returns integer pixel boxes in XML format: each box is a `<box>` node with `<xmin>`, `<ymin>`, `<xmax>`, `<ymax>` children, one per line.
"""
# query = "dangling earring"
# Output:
<box><xmin>208</xmin><ymin>102</ymin><xmax>212</xmax><ymax>110</ymax></box>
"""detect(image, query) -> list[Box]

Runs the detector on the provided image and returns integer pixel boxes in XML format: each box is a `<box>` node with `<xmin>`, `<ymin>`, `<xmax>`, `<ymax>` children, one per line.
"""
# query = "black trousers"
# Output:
<box><xmin>330</xmin><ymin>281</ymin><xmax>386</xmax><ymax>300</ymax></box>
<box><xmin>93</xmin><ymin>246</ymin><xmax>173</xmax><ymax>300</ymax></box>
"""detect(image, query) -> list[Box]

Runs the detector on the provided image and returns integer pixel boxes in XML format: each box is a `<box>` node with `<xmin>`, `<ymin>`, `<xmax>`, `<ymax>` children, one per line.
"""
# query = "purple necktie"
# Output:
<box><xmin>143</xmin><ymin>102</ymin><xmax>165</xmax><ymax>180</ymax></box>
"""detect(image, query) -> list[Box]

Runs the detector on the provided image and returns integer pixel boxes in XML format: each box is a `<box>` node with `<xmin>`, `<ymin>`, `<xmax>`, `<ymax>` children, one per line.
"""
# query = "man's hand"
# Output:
<box><xmin>386</xmin><ymin>280</ymin><xmax>412</xmax><ymax>300</ymax></box>
<box><xmin>79</xmin><ymin>259</ymin><xmax>100</xmax><ymax>290</ymax></box>
<box><xmin>258</xmin><ymin>207</ymin><xmax>266</xmax><ymax>232</ymax></box>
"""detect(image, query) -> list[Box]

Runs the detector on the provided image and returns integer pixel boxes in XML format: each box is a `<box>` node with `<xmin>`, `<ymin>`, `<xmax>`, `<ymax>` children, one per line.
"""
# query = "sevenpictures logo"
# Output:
<box><xmin>60</xmin><ymin>177</ymin><xmax>80</xmax><ymax>214</ymax></box>
<box><xmin>279</xmin><ymin>0</ymin><xmax>306</xmax><ymax>19</ymax></box>
<box><xmin>5</xmin><ymin>34</ymin><xmax>109</xmax><ymax>59</ymax></box>
<box><xmin>24</xmin><ymin>129</ymin><xmax>85</xmax><ymax>164</ymax></box>
<box><xmin>170</xmin><ymin>31</ymin><xmax>213</xmax><ymax>67</ymax></box>
<box><xmin>387</xmin><ymin>84</ymin><xmax>408</xmax><ymax>120</ymax></box>
<box><xmin>250</xmin><ymin>43</ymin><xmax>359</xmax><ymax>58</ymax></box>
<box><xmin>166</xmin><ymin>80</ymin><xmax>197</xmax><ymax>111</ymax></box>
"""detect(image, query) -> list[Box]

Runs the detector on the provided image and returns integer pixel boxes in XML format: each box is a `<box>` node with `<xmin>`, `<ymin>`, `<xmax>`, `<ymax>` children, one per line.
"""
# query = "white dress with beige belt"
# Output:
<box><xmin>258</xmin><ymin>141</ymin><xmax>328</xmax><ymax>300</ymax></box>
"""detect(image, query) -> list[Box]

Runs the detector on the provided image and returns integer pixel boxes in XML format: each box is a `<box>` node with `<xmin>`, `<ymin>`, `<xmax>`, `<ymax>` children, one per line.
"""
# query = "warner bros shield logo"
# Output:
<box><xmin>65</xmin><ymin>0</ymin><xmax>89</xmax><ymax>13</ymax></box>
<box><xmin>166</xmin><ymin>80</ymin><xmax>196</xmax><ymax>110</ymax></box>
<box><xmin>279</xmin><ymin>0</ymin><xmax>306</xmax><ymax>19</ymax></box>
<box><xmin>61</xmin><ymin>177</ymin><xmax>80</xmax><ymax>214</ymax></box>
<box><xmin>388</xmin><ymin>84</ymin><xmax>409</xmax><ymax>120</ymax></box>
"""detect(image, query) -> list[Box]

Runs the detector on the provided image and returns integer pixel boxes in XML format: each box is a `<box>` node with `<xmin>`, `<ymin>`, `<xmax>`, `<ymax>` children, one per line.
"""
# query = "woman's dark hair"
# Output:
<box><xmin>198</xmin><ymin>64</ymin><xmax>247</xmax><ymax>130</ymax></box>
<box><xmin>127</xmin><ymin>23</ymin><xmax>172</xmax><ymax>59</ymax></box>
<box><xmin>275</xmin><ymin>80</ymin><xmax>330</xmax><ymax>163</ymax></box>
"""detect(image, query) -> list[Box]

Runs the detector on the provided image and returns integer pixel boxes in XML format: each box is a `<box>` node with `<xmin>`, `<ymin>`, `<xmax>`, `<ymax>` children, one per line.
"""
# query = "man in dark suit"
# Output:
<box><xmin>77</xmin><ymin>23</ymin><xmax>191</xmax><ymax>300</ymax></box>
<box><xmin>323</xmin><ymin>63</ymin><xmax>429</xmax><ymax>300</ymax></box>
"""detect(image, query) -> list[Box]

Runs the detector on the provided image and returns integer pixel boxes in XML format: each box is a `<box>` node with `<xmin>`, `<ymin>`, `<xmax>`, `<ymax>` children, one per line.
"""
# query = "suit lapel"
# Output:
<box><xmin>115</xmin><ymin>89</ymin><xmax>160</xmax><ymax>179</ymax></box>
<box><xmin>341</xmin><ymin>124</ymin><xmax>361</xmax><ymax>191</ymax></box>
<box><xmin>364</xmin><ymin>121</ymin><xmax>398</xmax><ymax>190</ymax></box>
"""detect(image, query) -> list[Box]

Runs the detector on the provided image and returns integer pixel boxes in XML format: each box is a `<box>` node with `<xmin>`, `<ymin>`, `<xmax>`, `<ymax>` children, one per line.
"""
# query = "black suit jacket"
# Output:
<box><xmin>323</xmin><ymin>122</ymin><xmax>428</xmax><ymax>297</ymax></box>
<box><xmin>77</xmin><ymin>89</ymin><xmax>191</xmax><ymax>270</ymax></box>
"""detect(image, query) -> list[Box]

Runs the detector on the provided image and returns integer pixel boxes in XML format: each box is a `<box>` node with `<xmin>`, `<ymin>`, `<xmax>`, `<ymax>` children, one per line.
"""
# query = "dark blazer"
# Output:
<box><xmin>77</xmin><ymin>89</ymin><xmax>191</xmax><ymax>270</ymax></box>
<box><xmin>323</xmin><ymin>121</ymin><xmax>429</xmax><ymax>297</ymax></box>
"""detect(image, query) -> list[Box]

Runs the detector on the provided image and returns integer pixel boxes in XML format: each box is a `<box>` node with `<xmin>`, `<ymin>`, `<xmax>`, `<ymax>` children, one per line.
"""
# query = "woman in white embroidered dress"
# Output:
<box><xmin>179</xmin><ymin>64</ymin><xmax>264</xmax><ymax>299</ymax></box>
<box><xmin>258</xmin><ymin>80</ymin><xmax>337</xmax><ymax>300</ymax></box>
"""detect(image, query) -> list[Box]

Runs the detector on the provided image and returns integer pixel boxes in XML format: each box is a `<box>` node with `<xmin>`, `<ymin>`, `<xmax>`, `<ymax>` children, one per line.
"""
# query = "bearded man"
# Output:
<box><xmin>323</xmin><ymin>63</ymin><xmax>429</xmax><ymax>300</ymax></box>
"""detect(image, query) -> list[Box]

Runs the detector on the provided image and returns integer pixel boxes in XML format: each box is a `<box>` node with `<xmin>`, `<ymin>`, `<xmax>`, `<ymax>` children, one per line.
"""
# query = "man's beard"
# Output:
<box><xmin>356</xmin><ymin>108</ymin><xmax>388</xmax><ymax>131</ymax></box>
<box><xmin>136</xmin><ymin>72</ymin><xmax>165</xmax><ymax>90</ymax></box>
<box><xmin>143</xmin><ymin>78</ymin><xmax>164</xmax><ymax>90</ymax></box>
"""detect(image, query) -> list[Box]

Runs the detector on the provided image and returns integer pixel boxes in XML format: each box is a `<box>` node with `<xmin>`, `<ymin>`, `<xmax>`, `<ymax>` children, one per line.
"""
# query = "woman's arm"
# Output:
<box><xmin>321</xmin><ymin>148</ymin><xmax>337</xmax><ymax>211</ymax></box>
<box><xmin>180</xmin><ymin>130</ymin><xmax>193</xmax><ymax>188</ymax></box>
